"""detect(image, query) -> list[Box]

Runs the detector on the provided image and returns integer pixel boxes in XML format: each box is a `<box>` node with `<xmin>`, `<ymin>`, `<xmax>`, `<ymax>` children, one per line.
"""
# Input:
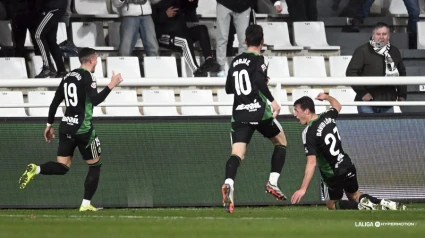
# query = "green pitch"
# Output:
<box><xmin>1</xmin><ymin>205</ymin><xmax>424</xmax><ymax>238</ymax></box>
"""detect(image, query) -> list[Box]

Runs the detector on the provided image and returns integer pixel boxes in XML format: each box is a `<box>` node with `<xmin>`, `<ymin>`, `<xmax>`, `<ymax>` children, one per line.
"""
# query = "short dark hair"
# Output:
<box><xmin>293</xmin><ymin>96</ymin><xmax>315</xmax><ymax>113</ymax></box>
<box><xmin>78</xmin><ymin>47</ymin><xmax>96</xmax><ymax>64</ymax></box>
<box><xmin>245</xmin><ymin>24</ymin><xmax>263</xmax><ymax>47</ymax></box>
<box><xmin>373</xmin><ymin>22</ymin><xmax>390</xmax><ymax>32</ymax></box>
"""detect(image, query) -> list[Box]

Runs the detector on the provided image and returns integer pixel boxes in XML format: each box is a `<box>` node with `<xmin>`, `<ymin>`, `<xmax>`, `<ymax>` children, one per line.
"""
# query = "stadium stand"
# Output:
<box><xmin>0</xmin><ymin>57</ymin><xmax>27</xmax><ymax>79</ymax></box>
<box><xmin>257</xmin><ymin>22</ymin><xmax>303</xmax><ymax>51</ymax></box>
<box><xmin>180</xmin><ymin>90</ymin><xmax>217</xmax><ymax>116</ymax></box>
<box><xmin>27</xmin><ymin>91</ymin><xmax>64</xmax><ymax>117</ymax></box>
<box><xmin>329</xmin><ymin>56</ymin><xmax>352</xmax><ymax>77</ymax></box>
<box><xmin>293</xmin><ymin>22</ymin><xmax>340</xmax><ymax>51</ymax></box>
<box><xmin>292</xmin><ymin>56</ymin><xmax>327</xmax><ymax>78</ymax></box>
<box><xmin>328</xmin><ymin>87</ymin><xmax>357</xmax><ymax>114</ymax></box>
<box><xmin>143</xmin><ymin>57</ymin><xmax>178</xmax><ymax>78</ymax></box>
<box><xmin>106</xmin><ymin>57</ymin><xmax>141</xmax><ymax>78</ymax></box>
<box><xmin>142</xmin><ymin>90</ymin><xmax>179</xmax><ymax>116</ymax></box>
<box><xmin>216</xmin><ymin>89</ymin><xmax>233</xmax><ymax>115</ymax></box>
<box><xmin>104</xmin><ymin>90</ymin><xmax>141</xmax><ymax>116</ymax></box>
<box><xmin>418</xmin><ymin>22</ymin><xmax>425</xmax><ymax>49</ymax></box>
<box><xmin>0</xmin><ymin>91</ymin><xmax>27</xmax><ymax>117</ymax></box>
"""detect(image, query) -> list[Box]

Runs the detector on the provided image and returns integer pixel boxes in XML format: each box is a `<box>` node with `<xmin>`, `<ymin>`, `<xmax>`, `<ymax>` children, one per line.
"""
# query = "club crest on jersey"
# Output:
<box><xmin>261</xmin><ymin>64</ymin><xmax>267</xmax><ymax>72</ymax></box>
<box><xmin>236</xmin><ymin>99</ymin><xmax>261</xmax><ymax>112</ymax></box>
<box><xmin>91</xmin><ymin>82</ymin><xmax>97</xmax><ymax>88</ymax></box>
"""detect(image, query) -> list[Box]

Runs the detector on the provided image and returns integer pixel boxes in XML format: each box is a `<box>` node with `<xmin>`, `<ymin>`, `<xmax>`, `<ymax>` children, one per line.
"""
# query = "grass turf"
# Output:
<box><xmin>1</xmin><ymin>204</ymin><xmax>424</xmax><ymax>238</ymax></box>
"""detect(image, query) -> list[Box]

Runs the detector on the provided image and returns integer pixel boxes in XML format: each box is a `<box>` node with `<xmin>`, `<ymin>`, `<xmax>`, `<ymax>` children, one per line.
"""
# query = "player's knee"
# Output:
<box><xmin>326</xmin><ymin>201</ymin><xmax>337</xmax><ymax>210</ymax></box>
<box><xmin>271</xmin><ymin>133</ymin><xmax>287</xmax><ymax>147</ymax></box>
<box><xmin>58</xmin><ymin>163</ymin><xmax>70</xmax><ymax>175</ymax></box>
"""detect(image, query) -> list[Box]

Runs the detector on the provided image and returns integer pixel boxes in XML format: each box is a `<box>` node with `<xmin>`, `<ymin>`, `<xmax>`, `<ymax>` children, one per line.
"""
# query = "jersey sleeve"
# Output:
<box><xmin>323</xmin><ymin>107</ymin><xmax>339</xmax><ymax>119</ymax></box>
<box><xmin>84</xmin><ymin>71</ymin><xmax>111</xmax><ymax>106</ymax></box>
<box><xmin>254</xmin><ymin>56</ymin><xmax>274</xmax><ymax>102</ymax></box>
<box><xmin>225</xmin><ymin>64</ymin><xmax>234</xmax><ymax>94</ymax></box>
<box><xmin>303</xmin><ymin>128</ymin><xmax>317</xmax><ymax>156</ymax></box>
<box><xmin>47</xmin><ymin>79</ymin><xmax>65</xmax><ymax>124</ymax></box>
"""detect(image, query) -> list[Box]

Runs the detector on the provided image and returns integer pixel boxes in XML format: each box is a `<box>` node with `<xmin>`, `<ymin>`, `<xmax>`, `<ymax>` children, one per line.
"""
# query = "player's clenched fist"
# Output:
<box><xmin>108</xmin><ymin>71</ymin><xmax>124</xmax><ymax>89</ymax></box>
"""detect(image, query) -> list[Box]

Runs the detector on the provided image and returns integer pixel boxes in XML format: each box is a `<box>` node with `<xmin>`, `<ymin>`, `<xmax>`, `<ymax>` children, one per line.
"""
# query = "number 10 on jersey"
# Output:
<box><xmin>233</xmin><ymin>69</ymin><xmax>252</xmax><ymax>95</ymax></box>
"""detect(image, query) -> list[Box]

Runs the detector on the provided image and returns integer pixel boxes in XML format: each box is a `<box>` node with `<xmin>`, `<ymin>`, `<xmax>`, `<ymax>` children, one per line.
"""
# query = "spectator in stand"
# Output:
<box><xmin>356</xmin><ymin>0</ymin><xmax>419</xmax><ymax>48</ymax></box>
<box><xmin>216</xmin><ymin>0</ymin><xmax>282</xmax><ymax>77</ymax></box>
<box><xmin>273</xmin><ymin>0</ymin><xmax>317</xmax><ymax>22</ymax></box>
<box><xmin>112</xmin><ymin>0</ymin><xmax>159</xmax><ymax>57</ymax></box>
<box><xmin>33</xmin><ymin>0</ymin><xmax>67</xmax><ymax>78</ymax></box>
<box><xmin>346</xmin><ymin>22</ymin><xmax>407</xmax><ymax>114</ymax></box>
<box><xmin>152</xmin><ymin>0</ymin><xmax>219</xmax><ymax>77</ymax></box>
<box><xmin>0</xmin><ymin>0</ymin><xmax>6</xmax><ymax>20</ymax></box>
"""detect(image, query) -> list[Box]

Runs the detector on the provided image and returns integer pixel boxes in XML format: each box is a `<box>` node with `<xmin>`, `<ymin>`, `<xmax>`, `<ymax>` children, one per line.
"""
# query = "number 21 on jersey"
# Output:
<box><xmin>233</xmin><ymin>69</ymin><xmax>252</xmax><ymax>95</ymax></box>
<box><xmin>64</xmin><ymin>83</ymin><xmax>78</xmax><ymax>107</ymax></box>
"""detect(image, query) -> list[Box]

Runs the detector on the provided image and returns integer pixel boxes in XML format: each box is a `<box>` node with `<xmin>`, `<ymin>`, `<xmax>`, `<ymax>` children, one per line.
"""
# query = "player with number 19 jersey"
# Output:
<box><xmin>48</xmin><ymin>68</ymin><xmax>110</xmax><ymax>136</ymax></box>
<box><xmin>225</xmin><ymin>52</ymin><xmax>274</xmax><ymax>122</ymax></box>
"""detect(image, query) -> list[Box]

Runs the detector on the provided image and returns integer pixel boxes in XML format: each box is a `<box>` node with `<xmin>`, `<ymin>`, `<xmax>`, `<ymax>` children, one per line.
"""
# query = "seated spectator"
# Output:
<box><xmin>346</xmin><ymin>22</ymin><xmax>407</xmax><ymax>114</ymax></box>
<box><xmin>33</xmin><ymin>0</ymin><xmax>67</xmax><ymax>78</ymax></box>
<box><xmin>152</xmin><ymin>0</ymin><xmax>219</xmax><ymax>77</ymax></box>
<box><xmin>112</xmin><ymin>0</ymin><xmax>159</xmax><ymax>57</ymax></box>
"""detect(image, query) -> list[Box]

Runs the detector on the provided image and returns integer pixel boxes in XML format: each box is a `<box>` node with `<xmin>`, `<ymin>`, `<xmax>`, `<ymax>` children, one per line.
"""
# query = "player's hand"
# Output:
<box><xmin>108</xmin><ymin>71</ymin><xmax>123</xmax><ymax>89</ymax></box>
<box><xmin>291</xmin><ymin>189</ymin><xmax>306</xmax><ymax>204</ymax></box>
<box><xmin>44</xmin><ymin>126</ymin><xmax>55</xmax><ymax>143</ymax></box>
<box><xmin>275</xmin><ymin>5</ymin><xmax>283</xmax><ymax>13</ymax></box>
<box><xmin>315</xmin><ymin>93</ymin><xmax>328</xmax><ymax>101</ymax></box>
<box><xmin>271</xmin><ymin>100</ymin><xmax>281</xmax><ymax>118</ymax></box>
<box><xmin>362</xmin><ymin>93</ymin><xmax>373</xmax><ymax>101</ymax></box>
<box><xmin>166</xmin><ymin>7</ymin><xmax>179</xmax><ymax>18</ymax></box>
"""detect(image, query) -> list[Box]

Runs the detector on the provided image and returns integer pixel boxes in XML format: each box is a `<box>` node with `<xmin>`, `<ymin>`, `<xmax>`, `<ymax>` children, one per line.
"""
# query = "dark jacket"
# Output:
<box><xmin>152</xmin><ymin>0</ymin><xmax>196</xmax><ymax>36</ymax></box>
<box><xmin>346</xmin><ymin>43</ymin><xmax>407</xmax><ymax>102</ymax></box>
<box><xmin>216</xmin><ymin>0</ymin><xmax>279</xmax><ymax>13</ymax></box>
<box><xmin>38</xmin><ymin>0</ymin><xmax>67</xmax><ymax>12</ymax></box>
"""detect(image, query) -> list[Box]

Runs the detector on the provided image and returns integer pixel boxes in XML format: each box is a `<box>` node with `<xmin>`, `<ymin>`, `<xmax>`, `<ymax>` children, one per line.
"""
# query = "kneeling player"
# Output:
<box><xmin>291</xmin><ymin>93</ymin><xmax>406</xmax><ymax>210</ymax></box>
<box><xmin>221</xmin><ymin>25</ymin><xmax>288</xmax><ymax>214</ymax></box>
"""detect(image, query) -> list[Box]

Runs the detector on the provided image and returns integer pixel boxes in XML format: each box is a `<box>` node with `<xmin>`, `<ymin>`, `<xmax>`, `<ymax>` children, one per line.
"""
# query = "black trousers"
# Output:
<box><xmin>34</xmin><ymin>8</ymin><xmax>66</xmax><ymax>72</ymax></box>
<box><xmin>158</xmin><ymin>25</ymin><xmax>212</xmax><ymax>72</ymax></box>
<box><xmin>286</xmin><ymin>0</ymin><xmax>318</xmax><ymax>21</ymax></box>
<box><xmin>339</xmin><ymin>0</ymin><xmax>368</xmax><ymax>19</ymax></box>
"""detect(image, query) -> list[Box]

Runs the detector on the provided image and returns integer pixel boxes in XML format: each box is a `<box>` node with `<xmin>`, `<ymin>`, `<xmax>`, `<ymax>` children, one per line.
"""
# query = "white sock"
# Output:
<box><xmin>82</xmin><ymin>199</ymin><xmax>91</xmax><ymax>207</ymax></box>
<box><xmin>224</xmin><ymin>178</ymin><xmax>234</xmax><ymax>187</ymax></box>
<box><xmin>269</xmin><ymin>172</ymin><xmax>280</xmax><ymax>186</ymax></box>
<box><xmin>36</xmin><ymin>166</ymin><xmax>41</xmax><ymax>175</ymax></box>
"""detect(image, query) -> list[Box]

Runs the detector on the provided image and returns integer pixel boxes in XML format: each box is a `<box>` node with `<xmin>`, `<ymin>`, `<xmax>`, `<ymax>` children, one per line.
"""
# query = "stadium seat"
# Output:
<box><xmin>258</xmin><ymin>22</ymin><xmax>303</xmax><ymax>50</ymax></box>
<box><xmin>293</xmin><ymin>56</ymin><xmax>327</xmax><ymax>77</ymax></box>
<box><xmin>180</xmin><ymin>90</ymin><xmax>217</xmax><ymax>115</ymax></box>
<box><xmin>217</xmin><ymin>89</ymin><xmax>233</xmax><ymax>115</ymax></box>
<box><xmin>74</xmin><ymin>0</ymin><xmax>116</xmax><ymax>16</ymax></box>
<box><xmin>69</xmin><ymin>56</ymin><xmax>104</xmax><ymax>78</ymax></box>
<box><xmin>292</xmin><ymin>88</ymin><xmax>326</xmax><ymax>114</ymax></box>
<box><xmin>329</xmin><ymin>56</ymin><xmax>352</xmax><ymax>77</ymax></box>
<box><xmin>27</xmin><ymin>91</ymin><xmax>64</xmax><ymax>117</ymax></box>
<box><xmin>0</xmin><ymin>91</ymin><xmax>27</xmax><ymax>117</ymax></box>
<box><xmin>143</xmin><ymin>57</ymin><xmax>178</xmax><ymax>78</ymax></box>
<box><xmin>106</xmin><ymin>57</ymin><xmax>141</xmax><ymax>78</ymax></box>
<box><xmin>389</xmin><ymin>0</ymin><xmax>409</xmax><ymax>16</ymax></box>
<box><xmin>197</xmin><ymin>0</ymin><xmax>217</xmax><ymax>18</ymax></box>
<box><xmin>418</xmin><ymin>22</ymin><xmax>425</xmax><ymax>50</ymax></box>
<box><xmin>142</xmin><ymin>90</ymin><xmax>179</xmax><ymax>116</ymax></box>
<box><xmin>278</xmin><ymin>89</ymin><xmax>291</xmax><ymax>115</ymax></box>
<box><xmin>264</xmin><ymin>56</ymin><xmax>290</xmax><ymax>78</ymax></box>
<box><xmin>104</xmin><ymin>90</ymin><xmax>141</xmax><ymax>116</ymax></box>
<box><xmin>24</xmin><ymin>22</ymin><xmax>67</xmax><ymax>47</ymax></box>
<box><xmin>72</xmin><ymin>22</ymin><xmax>113</xmax><ymax>50</ymax></box>
<box><xmin>30</xmin><ymin>55</ymin><xmax>56</xmax><ymax>78</ymax></box>
<box><xmin>328</xmin><ymin>87</ymin><xmax>358</xmax><ymax>114</ymax></box>
<box><xmin>0</xmin><ymin>21</ymin><xmax>13</xmax><ymax>47</ymax></box>
<box><xmin>293</xmin><ymin>22</ymin><xmax>340</xmax><ymax>50</ymax></box>
<box><xmin>0</xmin><ymin>57</ymin><xmax>28</xmax><ymax>79</ymax></box>
<box><xmin>108</xmin><ymin>22</ymin><xmax>143</xmax><ymax>50</ymax></box>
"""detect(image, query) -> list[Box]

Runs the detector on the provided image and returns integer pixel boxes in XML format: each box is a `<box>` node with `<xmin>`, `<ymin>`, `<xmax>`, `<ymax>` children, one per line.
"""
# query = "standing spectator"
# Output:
<box><xmin>152</xmin><ymin>0</ymin><xmax>219</xmax><ymax>77</ymax></box>
<box><xmin>354</xmin><ymin>0</ymin><xmax>420</xmax><ymax>48</ymax></box>
<box><xmin>112</xmin><ymin>0</ymin><xmax>159</xmax><ymax>57</ymax></box>
<box><xmin>0</xmin><ymin>0</ymin><xmax>6</xmax><ymax>20</ymax></box>
<box><xmin>2</xmin><ymin>0</ymin><xmax>52</xmax><ymax>62</ymax></box>
<box><xmin>216</xmin><ymin>0</ymin><xmax>281</xmax><ymax>77</ymax></box>
<box><xmin>346</xmin><ymin>22</ymin><xmax>407</xmax><ymax>114</ymax></box>
<box><xmin>33</xmin><ymin>0</ymin><xmax>67</xmax><ymax>78</ymax></box>
<box><xmin>339</xmin><ymin>0</ymin><xmax>367</xmax><ymax>32</ymax></box>
<box><xmin>273</xmin><ymin>0</ymin><xmax>317</xmax><ymax>22</ymax></box>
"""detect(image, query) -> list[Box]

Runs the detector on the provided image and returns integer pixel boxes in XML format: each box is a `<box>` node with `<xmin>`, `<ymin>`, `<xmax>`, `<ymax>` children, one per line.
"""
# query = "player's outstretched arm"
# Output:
<box><xmin>316</xmin><ymin>93</ymin><xmax>341</xmax><ymax>113</ymax></box>
<box><xmin>291</xmin><ymin>155</ymin><xmax>317</xmax><ymax>204</ymax></box>
<box><xmin>89</xmin><ymin>71</ymin><xmax>123</xmax><ymax>106</ymax></box>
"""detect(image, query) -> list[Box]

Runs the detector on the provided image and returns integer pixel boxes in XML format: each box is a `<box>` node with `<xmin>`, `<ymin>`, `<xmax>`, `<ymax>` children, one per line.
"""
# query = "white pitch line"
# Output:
<box><xmin>0</xmin><ymin>214</ymin><xmax>288</xmax><ymax>220</ymax></box>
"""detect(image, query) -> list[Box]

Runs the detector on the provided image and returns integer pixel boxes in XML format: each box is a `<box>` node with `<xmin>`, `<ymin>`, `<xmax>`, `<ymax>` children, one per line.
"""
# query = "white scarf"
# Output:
<box><xmin>369</xmin><ymin>39</ymin><xmax>399</xmax><ymax>77</ymax></box>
